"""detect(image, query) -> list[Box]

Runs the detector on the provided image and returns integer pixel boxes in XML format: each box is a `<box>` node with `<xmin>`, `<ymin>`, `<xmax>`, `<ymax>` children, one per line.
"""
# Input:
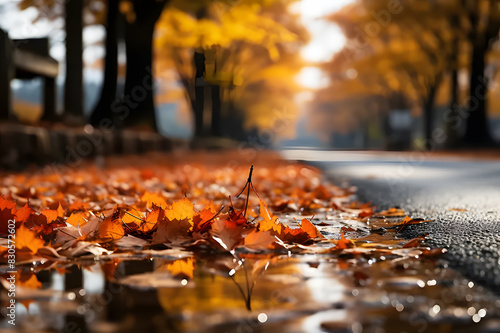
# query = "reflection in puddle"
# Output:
<box><xmin>2</xmin><ymin>253</ymin><xmax>500</xmax><ymax>332</ymax></box>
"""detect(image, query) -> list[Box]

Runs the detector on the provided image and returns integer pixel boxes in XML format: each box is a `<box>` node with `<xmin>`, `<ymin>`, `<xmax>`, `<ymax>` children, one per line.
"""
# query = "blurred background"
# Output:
<box><xmin>1</xmin><ymin>0</ymin><xmax>500</xmax><ymax>159</ymax></box>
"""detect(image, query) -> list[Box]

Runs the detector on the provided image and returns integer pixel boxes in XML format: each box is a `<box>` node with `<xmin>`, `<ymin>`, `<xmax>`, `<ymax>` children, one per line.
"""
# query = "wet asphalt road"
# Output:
<box><xmin>282</xmin><ymin>150</ymin><xmax>500</xmax><ymax>292</ymax></box>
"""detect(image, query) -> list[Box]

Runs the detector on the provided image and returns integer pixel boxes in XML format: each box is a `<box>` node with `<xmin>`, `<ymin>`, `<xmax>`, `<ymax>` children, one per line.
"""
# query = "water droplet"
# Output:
<box><xmin>68</xmin><ymin>292</ymin><xmax>76</xmax><ymax>301</ymax></box>
<box><xmin>258</xmin><ymin>313</ymin><xmax>267</xmax><ymax>323</ymax></box>
<box><xmin>181</xmin><ymin>279</ymin><xmax>188</xmax><ymax>286</ymax></box>
<box><xmin>472</xmin><ymin>314</ymin><xmax>481</xmax><ymax>323</ymax></box>
<box><xmin>468</xmin><ymin>281</ymin><xmax>474</xmax><ymax>288</ymax></box>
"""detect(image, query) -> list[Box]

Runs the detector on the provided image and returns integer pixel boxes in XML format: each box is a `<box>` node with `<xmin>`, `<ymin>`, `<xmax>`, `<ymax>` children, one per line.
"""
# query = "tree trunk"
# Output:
<box><xmin>445</xmin><ymin>11</ymin><xmax>461</xmax><ymax>148</ymax></box>
<box><xmin>89</xmin><ymin>0</ymin><xmax>119</xmax><ymax>127</ymax></box>
<box><xmin>464</xmin><ymin>39</ymin><xmax>493</xmax><ymax>145</ymax></box>
<box><xmin>193</xmin><ymin>51</ymin><xmax>205</xmax><ymax>137</ymax></box>
<box><xmin>423</xmin><ymin>84</ymin><xmax>437</xmax><ymax>147</ymax></box>
<box><xmin>64</xmin><ymin>0</ymin><xmax>84</xmax><ymax>117</ymax></box>
<box><xmin>211</xmin><ymin>82</ymin><xmax>221</xmax><ymax>137</ymax></box>
<box><xmin>444</xmin><ymin>67</ymin><xmax>460</xmax><ymax>147</ymax></box>
<box><xmin>121</xmin><ymin>0</ymin><xmax>167</xmax><ymax>131</ymax></box>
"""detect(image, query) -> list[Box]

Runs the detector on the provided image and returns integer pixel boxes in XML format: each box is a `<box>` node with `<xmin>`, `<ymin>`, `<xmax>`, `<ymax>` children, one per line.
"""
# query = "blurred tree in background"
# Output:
<box><xmin>19</xmin><ymin>0</ymin><xmax>306</xmax><ymax>141</ymax></box>
<box><xmin>156</xmin><ymin>0</ymin><xmax>307</xmax><ymax>139</ymax></box>
<box><xmin>312</xmin><ymin>0</ymin><xmax>500</xmax><ymax>148</ymax></box>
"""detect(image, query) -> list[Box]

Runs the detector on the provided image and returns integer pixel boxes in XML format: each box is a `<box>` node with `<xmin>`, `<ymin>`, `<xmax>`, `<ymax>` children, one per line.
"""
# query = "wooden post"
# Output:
<box><xmin>0</xmin><ymin>30</ymin><xmax>13</xmax><ymax>120</ymax></box>
<box><xmin>64</xmin><ymin>0</ymin><xmax>84</xmax><ymax>117</ymax></box>
<box><xmin>42</xmin><ymin>76</ymin><xmax>57</xmax><ymax>120</ymax></box>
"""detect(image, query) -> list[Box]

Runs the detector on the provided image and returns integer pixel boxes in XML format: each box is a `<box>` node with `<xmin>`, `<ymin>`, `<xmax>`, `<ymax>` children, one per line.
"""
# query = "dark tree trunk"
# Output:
<box><xmin>423</xmin><ymin>84</ymin><xmax>437</xmax><ymax>146</ymax></box>
<box><xmin>193</xmin><ymin>51</ymin><xmax>205</xmax><ymax>137</ymax></box>
<box><xmin>211</xmin><ymin>82</ymin><xmax>221</xmax><ymax>136</ymax></box>
<box><xmin>464</xmin><ymin>38</ymin><xmax>493</xmax><ymax>145</ymax></box>
<box><xmin>64</xmin><ymin>0</ymin><xmax>84</xmax><ymax>117</ymax></box>
<box><xmin>121</xmin><ymin>0</ymin><xmax>167</xmax><ymax>131</ymax></box>
<box><xmin>89</xmin><ymin>0</ymin><xmax>119</xmax><ymax>127</ymax></box>
<box><xmin>445</xmin><ymin>12</ymin><xmax>461</xmax><ymax>148</ymax></box>
<box><xmin>445</xmin><ymin>67</ymin><xmax>460</xmax><ymax>147</ymax></box>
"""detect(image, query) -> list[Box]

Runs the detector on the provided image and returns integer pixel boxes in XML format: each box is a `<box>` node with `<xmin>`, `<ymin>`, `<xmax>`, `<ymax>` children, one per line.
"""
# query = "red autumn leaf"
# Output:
<box><xmin>193</xmin><ymin>204</ymin><xmax>217</xmax><ymax>233</ymax></box>
<box><xmin>32</xmin><ymin>220</ymin><xmax>66</xmax><ymax>237</ymax></box>
<box><xmin>0</xmin><ymin>197</ymin><xmax>16</xmax><ymax>234</ymax></box>
<box><xmin>227</xmin><ymin>206</ymin><xmax>247</xmax><ymax>227</ymax></box>
<box><xmin>281</xmin><ymin>225</ymin><xmax>309</xmax><ymax>244</ymax></box>
<box><xmin>341</xmin><ymin>226</ymin><xmax>356</xmax><ymax>232</ymax></box>
<box><xmin>358</xmin><ymin>208</ymin><xmax>374</xmax><ymax>218</ymax></box>
<box><xmin>15</xmin><ymin>203</ymin><xmax>34</xmax><ymax>223</ymax></box>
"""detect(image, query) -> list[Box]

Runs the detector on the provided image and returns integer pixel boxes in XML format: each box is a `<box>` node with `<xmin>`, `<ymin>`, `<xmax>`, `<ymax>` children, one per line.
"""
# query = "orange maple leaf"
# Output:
<box><xmin>67</xmin><ymin>211</ymin><xmax>89</xmax><ymax>227</ymax></box>
<box><xmin>336</xmin><ymin>233</ymin><xmax>354</xmax><ymax>249</ymax></box>
<box><xmin>300</xmin><ymin>218</ymin><xmax>325</xmax><ymax>239</ymax></box>
<box><xmin>141</xmin><ymin>191</ymin><xmax>167</xmax><ymax>209</ymax></box>
<box><xmin>193</xmin><ymin>203</ymin><xmax>217</xmax><ymax>233</ymax></box>
<box><xmin>15</xmin><ymin>224</ymin><xmax>44</xmax><ymax>253</ymax></box>
<box><xmin>258</xmin><ymin>198</ymin><xmax>282</xmax><ymax>234</ymax></box>
<box><xmin>123</xmin><ymin>206</ymin><xmax>162</xmax><ymax>235</ymax></box>
<box><xmin>97</xmin><ymin>210</ymin><xmax>125</xmax><ymax>241</ymax></box>
<box><xmin>15</xmin><ymin>203</ymin><xmax>34</xmax><ymax>222</ymax></box>
<box><xmin>165</xmin><ymin>198</ymin><xmax>195</xmax><ymax>225</ymax></box>
<box><xmin>41</xmin><ymin>209</ymin><xmax>59</xmax><ymax>224</ymax></box>
<box><xmin>281</xmin><ymin>225</ymin><xmax>309</xmax><ymax>244</ymax></box>
<box><xmin>244</xmin><ymin>229</ymin><xmax>277</xmax><ymax>249</ymax></box>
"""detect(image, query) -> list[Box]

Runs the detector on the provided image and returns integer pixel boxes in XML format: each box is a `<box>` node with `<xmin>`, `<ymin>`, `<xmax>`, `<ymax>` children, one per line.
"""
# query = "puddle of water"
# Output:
<box><xmin>2</xmin><ymin>251</ymin><xmax>500</xmax><ymax>333</ymax></box>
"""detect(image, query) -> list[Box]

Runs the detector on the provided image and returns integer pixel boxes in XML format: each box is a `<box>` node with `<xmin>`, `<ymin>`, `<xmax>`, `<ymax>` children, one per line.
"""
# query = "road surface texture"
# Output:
<box><xmin>283</xmin><ymin>149</ymin><xmax>500</xmax><ymax>292</ymax></box>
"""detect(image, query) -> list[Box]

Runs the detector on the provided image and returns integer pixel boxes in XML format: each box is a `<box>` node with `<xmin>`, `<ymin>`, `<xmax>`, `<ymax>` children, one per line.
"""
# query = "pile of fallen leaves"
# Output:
<box><xmin>0</xmin><ymin>152</ymin><xmax>442</xmax><ymax>288</ymax></box>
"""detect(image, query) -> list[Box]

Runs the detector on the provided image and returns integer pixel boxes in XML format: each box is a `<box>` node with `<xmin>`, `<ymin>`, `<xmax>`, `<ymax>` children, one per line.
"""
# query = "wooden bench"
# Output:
<box><xmin>0</xmin><ymin>29</ymin><xmax>59</xmax><ymax>121</ymax></box>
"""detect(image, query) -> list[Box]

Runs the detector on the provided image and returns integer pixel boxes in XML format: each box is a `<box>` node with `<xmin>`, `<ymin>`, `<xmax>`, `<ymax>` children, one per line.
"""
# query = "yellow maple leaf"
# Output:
<box><xmin>165</xmin><ymin>198</ymin><xmax>195</xmax><ymax>226</ymax></box>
